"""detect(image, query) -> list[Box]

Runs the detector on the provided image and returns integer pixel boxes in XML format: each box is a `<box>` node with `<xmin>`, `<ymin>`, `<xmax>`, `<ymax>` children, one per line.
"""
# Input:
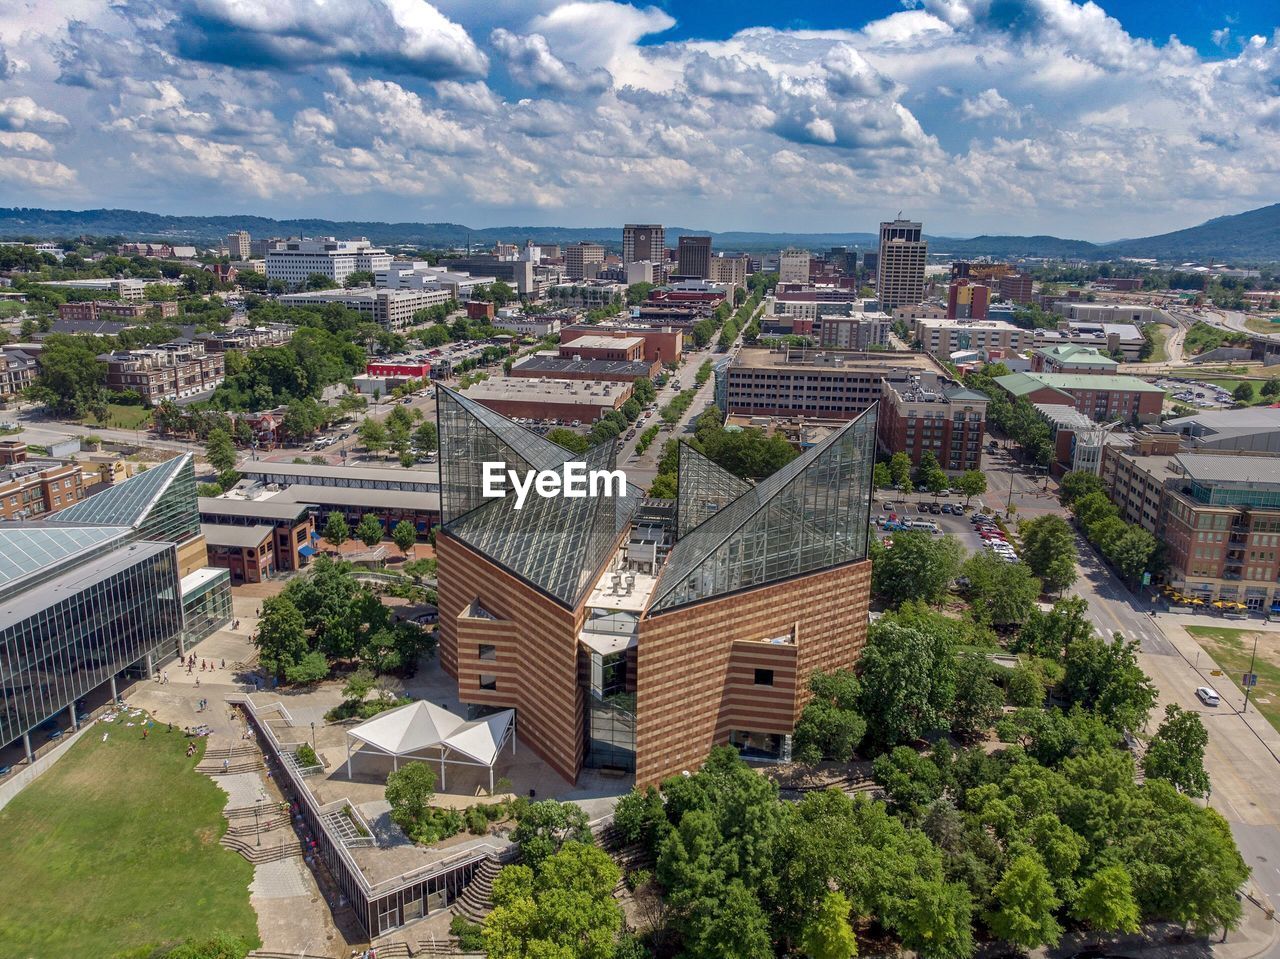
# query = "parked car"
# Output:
<box><xmin>928</xmin><ymin>504</ymin><xmax>942</xmax><ymax>515</ymax></box>
<box><xmin>1196</xmin><ymin>686</ymin><xmax>1221</xmax><ymax>707</ymax></box>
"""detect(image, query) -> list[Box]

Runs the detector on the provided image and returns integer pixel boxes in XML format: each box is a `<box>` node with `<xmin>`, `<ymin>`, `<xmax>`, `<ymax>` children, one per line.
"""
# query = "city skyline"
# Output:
<box><xmin>0</xmin><ymin>1</ymin><xmax>1277</xmax><ymax>238</ymax></box>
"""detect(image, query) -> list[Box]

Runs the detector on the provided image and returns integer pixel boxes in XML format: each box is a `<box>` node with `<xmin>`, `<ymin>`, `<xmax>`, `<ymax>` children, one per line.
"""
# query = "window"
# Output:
<box><xmin>754</xmin><ymin>668</ymin><xmax>774</xmax><ymax>687</ymax></box>
<box><xmin>479</xmin><ymin>674</ymin><xmax>497</xmax><ymax>690</ymax></box>
<box><xmin>478</xmin><ymin>643</ymin><xmax>497</xmax><ymax>661</ymax></box>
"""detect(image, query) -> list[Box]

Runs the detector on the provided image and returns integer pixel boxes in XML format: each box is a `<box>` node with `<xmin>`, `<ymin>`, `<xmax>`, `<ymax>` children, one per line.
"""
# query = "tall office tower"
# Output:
<box><xmin>876</xmin><ymin>218</ymin><xmax>927</xmax><ymax>311</ymax></box>
<box><xmin>224</xmin><ymin>230</ymin><xmax>251</xmax><ymax>260</ymax></box>
<box><xmin>565</xmin><ymin>241</ymin><xmax>606</xmax><ymax>280</ymax></box>
<box><xmin>676</xmin><ymin>235</ymin><xmax>712</xmax><ymax>278</ymax></box>
<box><xmin>622</xmin><ymin>224</ymin><xmax>665</xmax><ymax>266</ymax></box>
<box><xmin>827</xmin><ymin>247</ymin><xmax>857</xmax><ymax>275</ymax></box>
<box><xmin>778</xmin><ymin>249</ymin><xmax>812</xmax><ymax>285</ymax></box>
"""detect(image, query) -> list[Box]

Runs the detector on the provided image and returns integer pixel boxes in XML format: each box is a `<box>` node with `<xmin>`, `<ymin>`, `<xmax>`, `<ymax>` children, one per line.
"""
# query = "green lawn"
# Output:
<box><xmin>0</xmin><ymin>714</ymin><xmax>259</xmax><ymax>959</ymax></box>
<box><xmin>1142</xmin><ymin>323</ymin><xmax>1169</xmax><ymax>363</ymax></box>
<box><xmin>1185</xmin><ymin>625</ymin><xmax>1280</xmax><ymax>735</ymax></box>
<box><xmin>81</xmin><ymin>403</ymin><xmax>154</xmax><ymax>430</ymax></box>
<box><xmin>1246</xmin><ymin>316</ymin><xmax>1280</xmax><ymax>335</ymax></box>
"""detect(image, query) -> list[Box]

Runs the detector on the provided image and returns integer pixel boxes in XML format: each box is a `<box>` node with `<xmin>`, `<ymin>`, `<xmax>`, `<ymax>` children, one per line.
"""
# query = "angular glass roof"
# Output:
<box><xmin>437</xmin><ymin>386</ymin><xmax>640</xmax><ymax>607</ymax></box>
<box><xmin>676</xmin><ymin>443</ymin><xmax>752</xmax><ymax>538</ymax></box>
<box><xmin>649</xmin><ymin>405</ymin><xmax>876</xmax><ymax>614</ymax></box>
<box><xmin>54</xmin><ymin>453</ymin><xmax>193</xmax><ymax>531</ymax></box>
<box><xmin>0</xmin><ymin>524</ymin><xmax>132</xmax><ymax>591</ymax></box>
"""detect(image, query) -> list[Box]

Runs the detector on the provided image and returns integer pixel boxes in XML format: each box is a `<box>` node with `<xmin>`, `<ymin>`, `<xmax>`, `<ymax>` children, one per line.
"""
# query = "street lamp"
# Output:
<box><xmin>1243</xmin><ymin>634</ymin><xmax>1260</xmax><ymax>715</ymax></box>
<box><xmin>254</xmin><ymin>796</ymin><xmax>262</xmax><ymax>847</ymax></box>
<box><xmin>310</xmin><ymin>721</ymin><xmax>316</xmax><ymax>750</ymax></box>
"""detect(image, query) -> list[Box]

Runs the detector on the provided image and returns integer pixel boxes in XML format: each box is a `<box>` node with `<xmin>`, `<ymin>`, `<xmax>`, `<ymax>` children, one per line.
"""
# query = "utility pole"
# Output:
<box><xmin>1244</xmin><ymin>634</ymin><xmax>1260</xmax><ymax>715</ymax></box>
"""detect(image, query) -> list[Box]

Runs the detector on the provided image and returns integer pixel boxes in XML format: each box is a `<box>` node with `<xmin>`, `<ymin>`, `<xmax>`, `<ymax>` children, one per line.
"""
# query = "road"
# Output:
<box><xmin>1069</xmin><ymin>532</ymin><xmax>1280</xmax><ymax>948</ymax></box>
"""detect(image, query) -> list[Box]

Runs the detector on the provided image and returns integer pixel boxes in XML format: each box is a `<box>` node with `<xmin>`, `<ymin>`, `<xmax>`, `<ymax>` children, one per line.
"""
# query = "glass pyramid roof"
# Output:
<box><xmin>0</xmin><ymin>523</ymin><xmax>132</xmax><ymax>591</ymax></box>
<box><xmin>675</xmin><ymin>443</ymin><xmax>752</xmax><ymax>538</ymax></box>
<box><xmin>54</xmin><ymin>453</ymin><xmax>193</xmax><ymax>532</ymax></box>
<box><xmin>649</xmin><ymin>404</ymin><xmax>876</xmax><ymax>614</ymax></box>
<box><xmin>437</xmin><ymin>386</ymin><xmax>640</xmax><ymax>607</ymax></box>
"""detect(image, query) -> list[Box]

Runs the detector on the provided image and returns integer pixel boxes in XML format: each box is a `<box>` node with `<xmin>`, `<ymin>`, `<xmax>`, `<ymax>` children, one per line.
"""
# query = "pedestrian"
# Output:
<box><xmin>143</xmin><ymin>728</ymin><xmax>148</xmax><ymax>740</ymax></box>
<box><xmin>222</xmin><ymin>758</ymin><xmax>229</xmax><ymax>773</ymax></box>
<box><xmin>167</xmin><ymin>722</ymin><xmax>172</xmax><ymax>733</ymax></box>
<box><xmin>221</xmin><ymin>658</ymin><xmax>226</xmax><ymax>669</ymax></box>
<box><xmin>195</xmin><ymin>677</ymin><xmax>200</xmax><ymax>688</ymax></box>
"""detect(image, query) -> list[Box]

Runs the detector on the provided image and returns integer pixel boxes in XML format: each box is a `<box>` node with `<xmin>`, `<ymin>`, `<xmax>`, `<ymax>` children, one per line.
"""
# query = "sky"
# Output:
<box><xmin>0</xmin><ymin>0</ymin><xmax>1277</xmax><ymax>240</ymax></box>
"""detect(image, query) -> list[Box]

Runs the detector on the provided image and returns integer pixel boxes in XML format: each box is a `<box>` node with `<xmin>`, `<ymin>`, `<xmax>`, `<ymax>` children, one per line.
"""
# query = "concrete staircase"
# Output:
<box><xmin>198</xmin><ymin>740</ymin><xmax>264</xmax><ymax>775</ymax></box>
<box><xmin>450</xmin><ymin>856</ymin><xmax>505</xmax><ymax>923</ymax></box>
<box><xmin>219</xmin><ymin>831</ymin><xmax>307</xmax><ymax>864</ymax></box>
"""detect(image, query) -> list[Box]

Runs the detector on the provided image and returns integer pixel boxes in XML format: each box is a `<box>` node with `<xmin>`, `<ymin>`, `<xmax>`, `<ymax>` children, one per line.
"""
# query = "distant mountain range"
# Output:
<box><xmin>1</xmin><ymin>203</ymin><xmax>1277</xmax><ymax>262</ymax></box>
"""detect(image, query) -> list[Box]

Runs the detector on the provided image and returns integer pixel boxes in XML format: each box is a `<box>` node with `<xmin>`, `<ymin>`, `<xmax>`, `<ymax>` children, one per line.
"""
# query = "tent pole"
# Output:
<box><xmin>346</xmin><ymin>738</ymin><xmax>351</xmax><ymax>778</ymax></box>
<box><xmin>489</xmin><ymin>765</ymin><xmax>494</xmax><ymax>795</ymax></box>
<box><xmin>440</xmin><ymin>750</ymin><xmax>446</xmax><ymax>791</ymax></box>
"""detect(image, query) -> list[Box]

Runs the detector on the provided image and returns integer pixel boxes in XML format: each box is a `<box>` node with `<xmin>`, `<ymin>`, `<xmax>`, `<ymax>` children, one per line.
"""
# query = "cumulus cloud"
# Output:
<box><xmin>960</xmin><ymin>87</ymin><xmax>1015</xmax><ymax>121</ymax></box>
<box><xmin>0</xmin><ymin>97</ymin><xmax>70</xmax><ymax>132</ymax></box>
<box><xmin>166</xmin><ymin>0</ymin><xmax>488</xmax><ymax>79</ymax></box>
<box><xmin>490</xmin><ymin>29</ymin><xmax>612</xmax><ymax>93</ymax></box>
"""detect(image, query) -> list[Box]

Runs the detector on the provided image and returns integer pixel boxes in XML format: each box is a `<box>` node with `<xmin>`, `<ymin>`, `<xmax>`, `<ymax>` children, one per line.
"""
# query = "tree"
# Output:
<box><xmin>1059</xmin><ymin>470</ymin><xmax>1104</xmax><ymax>505</ymax></box>
<box><xmin>858</xmin><ymin>622</ymin><xmax>956</xmax><ymax>751</ymax></box>
<box><xmin>1007</xmin><ymin>663</ymin><xmax>1047</xmax><ymax>707</ymax></box>
<box><xmin>960</xmin><ymin>553</ymin><xmax>1041</xmax><ymax>626</ymax></box>
<box><xmin>984</xmin><ymin>854</ymin><xmax>1062</xmax><ymax>951</ymax></box>
<box><xmin>304</xmin><ymin>272</ymin><xmax>337</xmax><ymax>290</ymax></box>
<box><xmin>1018</xmin><ymin>514</ymin><xmax>1078</xmax><ymax>593</ymax></box>
<box><xmin>391</xmin><ymin>519</ymin><xmax>417</xmax><ymax>553</ymax></box>
<box><xmin>872</xmin><ymin>746</ymin><xmax>943</xmax><ymax>819</ymax></box>
<box><xmin>413</xmin><ymin>421</ymin><xmax>438</xmax><ymax>452</ymax></box>
<box><xmin>955</xmin><ymin>470</ymin><xmax>987</xmax><ymax>503</ymax></box>
<box><xmin>355</xmin><ymin>513</ymin><xmax>384</xmax><ymax>547</ymax></box>
<box><xmin>889</xmin><ymin>451</ymin><xmax>913</xmax><ymax>490</ymax></box>
<box><xmin>950</xmin><ymin>653</ymin><xmax>1004</xmax><ymax>740</ymax></box>
<box><xmin>1072</xmin><ymin>491</ymin><xmax>1118</xmax><ymax>528</ymax></box>
<box><xmin>1063</xmin><ymin>634</ymin><xmax>1156</xmax><ymax>731</ymax></box>
<box><xmin>873</xmin><ymin>461</ymin><xmax>892</xmax><ymax>490</ymax></box>
<box><xmin>27</xmin><ymin>333</ymin><xmax>107</xmax><ymax>416</ymax></box>
<box><xmin>254</xmin><ymin>595</ymin><xmax>307</xmax><ymax>679</ymax></box>
<box><xmin>1072</xmin><ymin>864</ymin><xmax>1140</xmax><ymax>937</ymax></box>
<box><xmin>359</xmin><ymin>418</ymin><xmax>387</xmax><ymax>455</ymax></box>
<box><xmin>484</xmin><ymin>844</ymin><xmax>623</xmax><ymax>959</ymax></box>
<box><xmin>801</xmin><ymin>890</ymin><xmax>857</xmax><ymax>959</ymax></box>
<box><xmin>870</xmin><ymin>531</ymin><xmax>965</xmax><ymax>607</ymax></box>
<box><xmin>284</xmin><ymin>649</ymin><xmax>329</xmax><ymax>684</ymax></box>
<box><xmin>385</xmin><ymin>762</ymin><xmax>436</xmax><ymax>834</ymax></box>
<box><xmin>793</xmin><ymin>669</ymin><xmax>865</xmax><ymax>763</ymax></box>
<box><xmin>322</xmin><ymin>511</ymin><xmax>349</xmax><ymax>546</ymax></box>
<box><xmin>926</xmin><ymin>468</ymin><xmax>949</xmax><ymax>498</ymax></box>
<box><xmin>205</xmin><ymin>428</ymin><xmax>237</xmax><ymax>474</ymax></box>
<box><xmin>1106</xmin><ymin>526</ymin><xmax>1158</xmax><ymax>583</ymax></box>
<box><xmin>1143</xmin><ymin>703</ymin><xmax>1211</xmax><ymax>797</ymax></box>
<box><xmin>915</xmin><ymin>450</ymin><xmax>944</xmax><ymax>488</ymax></box>
<box><xmin>1262</xmin><ymin>377</ymin><xmax>1280</xmax><ymax>398</ymax></box>
<box><xmin>1233</xmin><ymin>381</ymin><xmax>1255</xmax><ymax>403</ymax></box>
<box><xmin>511</xmin><ymin>800</ymin><xmax>592</xmax><ymax>873</ymax></box>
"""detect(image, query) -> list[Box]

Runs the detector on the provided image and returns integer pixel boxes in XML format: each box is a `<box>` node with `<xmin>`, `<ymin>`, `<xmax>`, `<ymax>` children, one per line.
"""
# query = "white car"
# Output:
<box><xmin>1196</xmin><ymin>686</ymin><xmax>1221</xmax><ymax>707</ymax></box>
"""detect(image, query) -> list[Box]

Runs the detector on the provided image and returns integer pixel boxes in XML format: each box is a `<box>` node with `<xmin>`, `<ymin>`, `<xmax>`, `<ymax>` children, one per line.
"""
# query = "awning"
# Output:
<box><xmin>310</xmin><ymin>531</ymin><xmax>321</xmax><ymax>541</ymax></box>
<box><xmin>298</xmin><ymin>544</ymin><xmax>317</xmax><ymax>557</ymax></box>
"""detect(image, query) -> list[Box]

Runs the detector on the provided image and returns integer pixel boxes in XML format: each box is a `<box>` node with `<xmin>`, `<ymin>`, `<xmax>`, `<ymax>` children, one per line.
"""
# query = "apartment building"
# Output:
<box><xmin>676</xmin><ymin>236</ymin><xmax>712</xmax><ymax>279</ymax></box>
<box><xmin>1030</xmin><ymin>344</ymin><xmax>1120</xmax><ymax>374</ymax></box>
<box><xmin>998</xmin><ymin>273</ymin><xmax>1034</xmax><ymax>303</ymax></box>
<box><xmin>993</xmin><ymin>371</ymin><xmax>1165</xmax><ymax>423</ymax></box>
<box><xmin>265</xmin><ymin>237</ymin><xmax>392</xmax><ymax>287</ymax></box>
<box><xmin>58</xmin><ymin>300</ymin><xmax>180</xmax><ymax>322</ymax></box>
<box><xmin>547</xmin><ymin>280</ymin><xmax>626</xmax><ymax>309</ymax></box>
<box><xmin>817</xmin><ymin>313</ymin><xmax>892</xmax><ymax>350</ymax></box>
<box><xmin>564</xmin><ymin>242</ymin><xmax>606</xmax><ymax>280</ymax></box>
<box><xmin>914</xmin><ymin>318</ymin><xmax>1031</xmax><ymax>355</ymax></box>
<box><xmin>709</xmin><ymin>253</ymin><xmax>749</xmax><ymax>290</ymax></box>
<box><xmin>893</xmin><ymin>303</ymin><xmax>947</xmax><ymax>324</ymax></box>
<box><xmin>41</xmin><ymin>278</ymin><xmax>148</xmax><ymax>301</ymax></box>
<box><xmin>101</xmin><ymin>342</ymin><xmax>226</xmax><ymax>403</ymax></box>
<box><xmin>778</xmin><ymin>249</ymin><xmax>811</xmax><ymax>285</ymax></box>
<box><xmin>876</xmin><ymin>219</ymin><xmax>927</xmax><ymax>311</ymax></box>
<box><xmin>877</xmin><ymin>371</ymin><xmax>988</xmax><ymax>471</ymax></box>
<box><xmin>279</xmin><ymin>287</ymin><xmax>452</xmax><ymax>330</ymax></box>
<box><xmin>0</xmin><ymin>459</ymin><xmax>86</xmax><ymax>519</ymax></box>
<box><xmin>947</xmin><ymin>279</ymin><xmax>989</xmax><ymax>320</ymax></box>
<box><xmin>718</xmin><ymin>347</ymin><xmax>945</xmax><ymax>420</ymax></box>
<box><xmin>0</xmin><ymin>347</ymin><xmax>37</xmax><ymax>399</ymax></box>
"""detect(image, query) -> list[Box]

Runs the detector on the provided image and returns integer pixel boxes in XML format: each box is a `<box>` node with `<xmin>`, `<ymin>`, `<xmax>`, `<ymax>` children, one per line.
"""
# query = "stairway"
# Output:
<box><xmin>219</xmin><ymin>832</ymin><xmax>307</xmax><ymax>864</ymax></box>
<box><xmin>450</xmin><ymin>856</ymin><xmax>504</xmax><ymax>923</ymax></box>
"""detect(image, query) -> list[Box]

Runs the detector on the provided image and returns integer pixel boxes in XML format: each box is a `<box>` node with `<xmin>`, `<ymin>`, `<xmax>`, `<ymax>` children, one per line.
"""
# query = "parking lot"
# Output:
<box><xmin>872</xmin><ymin>492</ymin><xmax>1018</xmax><ymax>561</ymax></box>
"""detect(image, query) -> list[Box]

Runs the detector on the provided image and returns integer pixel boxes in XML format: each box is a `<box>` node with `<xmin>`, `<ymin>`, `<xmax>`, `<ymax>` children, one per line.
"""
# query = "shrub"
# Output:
<box><xmin>295</xmin><ymin>743</ymin><xmax>319</xmax><ymax>767</ymax></box>
<box><xmin>465</xmin><ymin>805</ymin><xmax>490</xmax><ymax>835</ymax></box>
<box><xmin>450</xmin><ymin>915</ymin><xmax>484</xmax><ymax>952</ymax></box>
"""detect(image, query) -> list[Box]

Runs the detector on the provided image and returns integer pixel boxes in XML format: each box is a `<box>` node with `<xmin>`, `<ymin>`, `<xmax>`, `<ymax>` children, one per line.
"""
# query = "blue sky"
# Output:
<box><xmin>0</xmin><ymin>0</ymin><xmax>1277</xmax><ymax>239</ymax></box>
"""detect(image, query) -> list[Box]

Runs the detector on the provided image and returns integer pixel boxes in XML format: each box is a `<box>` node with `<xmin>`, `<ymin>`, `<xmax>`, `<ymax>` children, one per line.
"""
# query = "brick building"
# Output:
<box><xmin>876</xmin><ymin>371</ymin><xmax>988</xmax><ymax>472</ymax></box>
<box><xmin>58</xmin><ymin>300</ymin><xmax>180</xmax><ymax>321</ymax></box>
<box><xmin>0</xmin><ymin>458</ymin><xmax>85</xmax><ymax>519</ymax></box>
<box><xmin>435</xmin><ymin>387</ymin><xmax>875</xmax><ymax>785</ymax></box>
<box><xmin>993</xmin><ymin>371</ymin><xmax>1165</xmax><ymax>423</ymax></box>
<box><xmin>1030</xmin><ymin>344</ymin><xmax>1120</xmax><ymax>374</ymax></box>
<box><xmin>460</xmin><ymin>377</ymin><xmax>632</xmax><ymax>423</ymax></box>
<box><xmin>0</xmin><ymin>347</ymin><xmax>37</xmax><ymax>399</ymax></box>
<box><xmin>101</xmin><ymin>342</ymin><xmax>226</xmax><ymax>404</ymax></box>
<box><xmin>560</xmin><ymin>325</ymin><xmax>684</xmax><ymax>365</ymax></box>
<box><xmin>998</xmin><ymin>273</ymin><xmax>1034</xmax><ymax>303</ymax></box>
<box><xmin>509</xmin><ymin>352</ymin><xmax>659</xmax><ymax>384</ymax></box>
<box><xmin>201</xmin><ymin>523</ymin><xmax>276</xmax><ymax>584</ymax></box>
<box><xmin>198</xmin><ymin>497</ymin><xmax>316</xmax><ymax>572</ymax></box>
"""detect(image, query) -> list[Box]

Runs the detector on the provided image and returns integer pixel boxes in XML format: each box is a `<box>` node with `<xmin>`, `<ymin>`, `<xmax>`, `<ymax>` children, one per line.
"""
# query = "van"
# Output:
<box><xmin>1195</xmin><ymin>686</ymin><xmax>1220</xmax><ymax>707</ymax></box>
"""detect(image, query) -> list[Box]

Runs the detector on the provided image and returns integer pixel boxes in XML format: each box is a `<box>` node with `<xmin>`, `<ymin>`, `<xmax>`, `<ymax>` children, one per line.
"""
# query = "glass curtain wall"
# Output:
<box><xmin>180</xmin><ymin>569</ymin><xmax>233</xmax><ymax>652</ymax></box>
<box><xmin>0</xmin><ymin>543</ymin><xmax>182</xmax><ymax>746</ymax></box>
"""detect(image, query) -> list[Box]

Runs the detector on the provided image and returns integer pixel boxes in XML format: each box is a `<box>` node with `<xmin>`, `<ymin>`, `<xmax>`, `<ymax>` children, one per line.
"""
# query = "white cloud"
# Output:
<box><xmin>0</xmin><ymin>97</ymin><xmax>70</xmax><ymax>132</ymax></box>
<box><xmin>490</xmin><ymin>29</ymin><xmax>612</xmax><ymax>93</ymax></box>
<box><xmin>960</xmin><ymin>87</ymin><xmax>1015</xmax><ymax>122</ymax></box>
<box><xmin>0</xmin><ymin>157</ymin><xmax>78</xmax><ymax>189</ymax></box>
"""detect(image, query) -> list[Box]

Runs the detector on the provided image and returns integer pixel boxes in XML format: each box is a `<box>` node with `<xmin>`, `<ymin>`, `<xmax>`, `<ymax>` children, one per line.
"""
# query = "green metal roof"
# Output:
<box><xmin>994</xmin><ymin>371</ymin><xmax>1163</xmax><ymax>396</ymax></box>
<box><xmin>1033</xmin><ymin>344</ymin><xmax>1119</xmax><ymax>367</ymax></box>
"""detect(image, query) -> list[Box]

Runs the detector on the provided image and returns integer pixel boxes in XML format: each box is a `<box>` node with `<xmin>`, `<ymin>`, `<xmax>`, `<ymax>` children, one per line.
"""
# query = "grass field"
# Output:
<box><xmin>1185</xmin><ymin>625</ymin><xmax>1280</xmax><ymax>735</ymax></box>
<box><xmin>0</xmin><ymin>714</ymin><xmax>259</xmax><ymax>959</ymax></box>
<box><xmin>81</xmin><ymin>403</ymin><xmax>154</xmax><ymax>430</ymax></box>
<box><xmin>1246</xmin><ymin>316</ymin><xmax>1280</xmax><ymax>335</ymax></box>
<box><xmin>1143</xmin><ymin>324</ymin><xmax>1169</xmax><ymax>363</ymax></box>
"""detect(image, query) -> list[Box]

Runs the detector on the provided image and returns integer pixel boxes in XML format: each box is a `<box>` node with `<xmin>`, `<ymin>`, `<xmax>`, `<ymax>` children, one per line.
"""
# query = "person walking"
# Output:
<box><xmin>222</xmin><ymin>758</ymin><xmax>229</xmax><ymax>773</ymax></box>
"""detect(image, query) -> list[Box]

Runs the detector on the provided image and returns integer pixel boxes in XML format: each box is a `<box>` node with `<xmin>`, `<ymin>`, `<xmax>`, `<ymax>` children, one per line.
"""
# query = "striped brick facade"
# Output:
<box><xmin>634</xmin><ymin>559</ymin><xmax>871</xmax><ymax>786</ymax></box>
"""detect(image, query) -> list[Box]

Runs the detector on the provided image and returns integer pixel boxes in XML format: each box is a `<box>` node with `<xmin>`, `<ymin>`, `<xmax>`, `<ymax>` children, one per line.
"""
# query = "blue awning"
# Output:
<box><xmin>310</xmin><ymin>531</ymin><xmax>321</xmax><ymax>541</ymax></box>
<box><xmin>298</xmin><ymin>544</ymin><xmax>317</xmax><ymax>557</ymax></box>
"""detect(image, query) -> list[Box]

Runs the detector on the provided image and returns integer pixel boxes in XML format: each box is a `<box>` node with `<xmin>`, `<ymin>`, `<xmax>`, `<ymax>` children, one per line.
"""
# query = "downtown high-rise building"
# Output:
<box><xmin>876</xmin><ymin>218</ymin><xmax>927</xmax><ymax>311</ymax></box>
<box><xmin>676</xmin><ymin>235</ymin><xmax>712</xmax><ymax>279</ymax></box>
<box><xmin>622</xmin><ymin>224</ymin><xmax>664</xmax><ymax>267</ymax></box>
<box><xmin>565</xmin><ymin>241</ymin><xmax>606</xmax><ymax>280</ymax></box>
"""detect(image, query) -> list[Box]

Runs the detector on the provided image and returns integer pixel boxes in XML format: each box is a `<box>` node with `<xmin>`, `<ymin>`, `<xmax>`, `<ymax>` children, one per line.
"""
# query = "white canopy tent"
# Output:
<box><xmin>345</xmin><ymin>700</ymin><xmax>516</xmax><ymax>792</ymax></box>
